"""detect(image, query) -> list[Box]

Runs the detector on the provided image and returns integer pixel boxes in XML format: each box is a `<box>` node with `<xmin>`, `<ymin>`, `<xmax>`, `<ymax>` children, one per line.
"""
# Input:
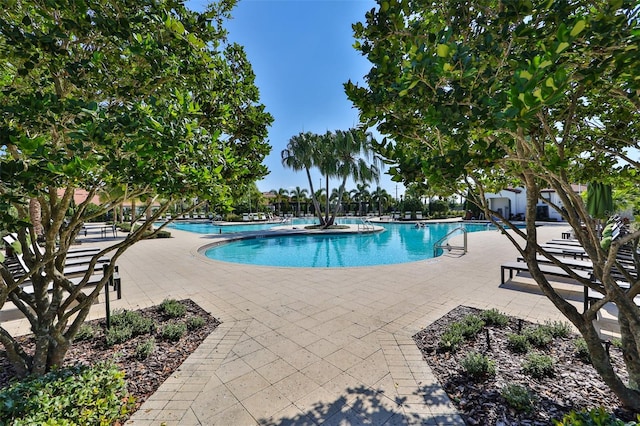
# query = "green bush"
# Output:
<box><xmin>554</xmin><ymin>407</ymin><xmax>639</xmax><ymax>425</ymax></box>
<box><xmin>135</xmin><ymin>338</ymin><xmax>156</xmax><ymax>360</ymax></box>
<box><xmin>74</xmin><ymin>324</ymin><xmax>96</xmax><ymax>342</ymax></box>
<box><xmin>522</xmin><ymin>353</ymin><xmax>555</xmax><ymax>379</ymax></box>
<box><xmin>187</xmin><ymin>315</ymin><xmax>206</xmax><ymax>330</ymax></box>
<box><xmin>452</xmin><ymin>314</ymin><xmax>485</xmax><ymax>338</ymax></box>
<box><xmin>438</xmin><ymin>328</ymin><xmax>465</xmax><ymax>352</ymax></box>
<box><xmin>160</xmin><ymin>299</ymin><xmax>187</xmax><ymax>319</ymax></box>
<box><xmin>110</xmin><ymin>309</ymin><xmax>155</xmax><ymax>336</ymax></box>
<box><xmin>501</xmin><ymin>383</ymin><xmax>537</xmax><ymax>414</ymax></box>
<box><xmin>461</xmin><ymin>351</ymin><xmax>496</xmax><ymax>379</ymax></box>
<box><xmin>482</xmin><ymin>309</ymin><xmax>509</xmax><ymax>327</ymax></box>
<box><xmin>524</xmin><ymin>326</ymin><xmax>554</xmax><ymax>348</ymax></box>
<box><xmin>161</xmin><ymin>322</ymin><xmax>187</xmax><ymax>341</ymax></box>
<box><xmin>105</xmin><ymin>325</ymin><xmax>133</xmax><ymax>347</ymax></box>
<box><xmin>574</xmin><ymin>338</ymin><xmax>591</xmax><ymax>363</ymax></box>
<box><xmin>541</xmin><ymin>320</ymin><xmax>572</xmax><ymax>338</ymax></box>
<box><xmin>0</xmin><ymin>362</ymin><xmax>135</xmax><ymax>425</ymax></box>
<box><xmin>507</xmin><ymin>333</ymin><xmax>531</xmax><ymax>354</ymax></box>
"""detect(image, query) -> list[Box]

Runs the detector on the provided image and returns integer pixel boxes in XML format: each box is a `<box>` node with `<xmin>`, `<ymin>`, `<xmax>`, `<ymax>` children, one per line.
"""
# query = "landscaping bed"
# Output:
<box><xmin>414</xmin><ymin>305</ymin><xmax>637</xmax><ymax>425</ymax></box>
<box><xmin>0</xmin><ymin>299</ymin><xmax>220</xmax><ymax>422</ymax></box>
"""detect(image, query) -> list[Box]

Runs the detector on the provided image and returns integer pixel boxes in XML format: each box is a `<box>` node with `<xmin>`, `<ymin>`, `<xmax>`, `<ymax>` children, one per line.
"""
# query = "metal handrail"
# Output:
<box><xmin>433</xmin><ymin>226</ymin><xmax>468</xmax><ymax>256</ymax></box>
<box><xmin>357</xmin><ymin>218</ymin><xmax>374</xmax><ymax>231</ymax></box>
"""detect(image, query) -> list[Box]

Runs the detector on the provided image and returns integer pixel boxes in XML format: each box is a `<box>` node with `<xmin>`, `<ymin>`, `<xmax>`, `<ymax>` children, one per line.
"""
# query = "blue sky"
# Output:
<box><xmin>187</xmin><ymin>0</ymin><xmax>405</xmax><ymax>200</ymax></box>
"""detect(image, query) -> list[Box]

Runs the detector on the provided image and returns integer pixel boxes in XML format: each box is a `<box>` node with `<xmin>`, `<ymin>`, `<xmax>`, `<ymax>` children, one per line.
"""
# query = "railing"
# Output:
<box><xmin>357</xmin><ymin>218</ymin><xmax>375</xmax><ymax>232</ymax></box>
<box><xmin>433</xmin><ymin>226</ymin><xmax>468</xmax><ymax>257</ymax></box>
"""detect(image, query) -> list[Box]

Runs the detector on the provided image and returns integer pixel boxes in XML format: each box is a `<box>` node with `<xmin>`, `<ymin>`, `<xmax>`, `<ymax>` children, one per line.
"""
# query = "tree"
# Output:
<box><xmin>352</xmin><ymin>183</ymin><xmax>371</xmax><ymax>216</ymax></box>
<box><xmin>282</xmin><ymin>132</ymin><xmax>324</xmax><ymax>223</ymax></box>
<box><xmin>282</xmin><ymin>129</ymin><xmax>381</xmax><ymax>227</ymax></box>
<box><xmin>324</xmin><ymin>129</ymin><xmax>381</xmax><ymax>224</ymax></box>
<box><xmin>347</xmin><ymin>0</ymin><xmax>640</xmax><ymax>409</ymax></box>
<box><xmin>290</xmin><ymin>186</ymin><xmax>308</xmax><ymax>217</ymax></box>
<box><xmin>371</xmin><ymin>186</ymin><xmax>392</xmax><ymax>216</ymax></box>
<box><xmin>0</xmin><ymin>0</ymin><xmax>272</xmax><ymax>377</ymax></box>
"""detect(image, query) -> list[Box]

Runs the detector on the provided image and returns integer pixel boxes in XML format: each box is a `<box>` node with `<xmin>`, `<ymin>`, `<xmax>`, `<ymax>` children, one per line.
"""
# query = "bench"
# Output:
<box><xmin>500</xmin><ymin>261</ymin><xmax>592</xmax><ymax>285</ymax></box>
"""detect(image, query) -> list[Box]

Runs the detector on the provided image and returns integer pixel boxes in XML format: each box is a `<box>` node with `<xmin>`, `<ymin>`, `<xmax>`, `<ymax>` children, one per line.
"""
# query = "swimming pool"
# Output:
<box><xmin>167</xmin><ymin>219</ymin><xmax>496</xmax><ymax>268</ymax></box>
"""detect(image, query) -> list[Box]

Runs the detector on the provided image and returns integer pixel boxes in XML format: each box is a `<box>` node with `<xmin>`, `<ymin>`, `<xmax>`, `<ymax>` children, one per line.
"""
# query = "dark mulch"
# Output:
<box><xmin>413</xmin><ymin>305</ymin><xmax>638</xmax><ymax>425</ymax></box>
<box><xmin>0</xmin><ymin>299</ymin><xmax>220</xmax><ymax>417</ymax></box>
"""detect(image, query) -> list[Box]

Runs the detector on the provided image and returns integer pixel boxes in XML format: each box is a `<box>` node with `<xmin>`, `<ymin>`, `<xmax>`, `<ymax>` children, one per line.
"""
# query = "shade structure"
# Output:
<box><xmin>586</xmin><ymin>182</ymin><xmax>613</xmax><ymax>220</ymax></box>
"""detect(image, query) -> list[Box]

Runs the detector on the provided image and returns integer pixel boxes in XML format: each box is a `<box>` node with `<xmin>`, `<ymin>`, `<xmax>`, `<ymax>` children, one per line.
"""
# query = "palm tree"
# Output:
<box><xmin>270</xmin><ymin>188</ymin><xmax>289</xmax><ymax>216</ymax></box>
<box><xmin>282</xmin><ymin>132</ymin><xmax>326</xmax><ymax>225</ymax></box>
<box><xmin>354</xmin><ymin>183</ymin><xmax>371</xmax><ymax>216</ymax></box>
<box><xmin>290</xmin><ymin>186</ymin><xmax>308</xmax><ymax>217</ymax></box>
<box><xmin>371</xmin><ymin>186</ymin><xmax>393</xmax><ymax>216</ymax></box>
<box><xmin>327</xmin><ymin>129</ymin><xmax>381</xmax><ymax>224</ymax></box>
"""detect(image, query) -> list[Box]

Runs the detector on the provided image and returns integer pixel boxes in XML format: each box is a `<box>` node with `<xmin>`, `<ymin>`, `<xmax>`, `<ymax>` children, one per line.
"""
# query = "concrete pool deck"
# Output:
<box><xmin>2</xmin><ymin>223</ymin><xmax>579</xmax><ymax>425</ymax></box>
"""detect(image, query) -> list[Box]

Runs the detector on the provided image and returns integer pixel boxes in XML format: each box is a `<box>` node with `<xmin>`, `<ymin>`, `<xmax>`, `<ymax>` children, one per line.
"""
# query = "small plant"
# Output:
<box><xmin>438</xmin><ymin>328</ymin><xmax>464</xmax><ymax>352</ymax></box>
<box><xmin>501</xmin><ymin>383</ymin><xmax>537</xmax><ymax>414</ymax></box>
<box><xmin>458</xmin><ymin>314</ymin><xmax>486</xmax><ymax>338</ymax></box>
<box><xmin>554</xmin><ymin>407</ymin><xmax>635</xmax><ymax>425</ymax></box>
<box><xmin>524</xmin><ymin>326</ymin><xmax>553</xmax><ymax>348</ymax></box>
<box><xmin>461</xmin><ymin>351</ymin><xmax>496</xmax><ymax>379</ymax></box>
<box><xmin>0</xmin><ymin>362</ymin><xmax>135</xmax><ymax>425</ymax></box>
<box><xmin>161</xmin><ymin>322</ymin><xmax>187</xmax><ymax>341</ymax></box>
<box><xmin>574</xmin><ymin>338</ymin><xmax>591</xmax><ymax>363</ymax></box>
<box><xmin>74</xmin><ymin>324</ymin><xmax>96</xmax><ymax>342</ymax></box>
<box><xmin>611</xmin><ymin>338</ymin><xmax>623</xmax><ymax>349</ymax></box>
<box><xmin>187</xmin><ymin>315</ymin><xmax>206</xmax><ymax>330</ymax></box>
<box><xmin>482</xmin><ymin>309</ymin><xmax>509</xmax><ymax>327</ymax></box>
<box><xmin>507</xmin><ymin>333</ymin><xmax>531</xmax><ymax>354</ymax></box>
<box><xmin>522</xmin><ymin>352</ymin><xmax>555</xmax><ymax>379</ymax></box>
<box><xmin>110</xmin><ymin>309</ymin><xmax>155</xmax><ymax>336</ymax></box>
<box><xmin>541</xmin><ymin>320</ymin><xmax>572</xmax><ymax>338</ymax></box>
<box><xmin>105</xmin><ymin>325</ymin><xmax>133</xmax><ymax>347</ymax></box>
<box><xmin>160</xmin><ymin>299</ymin><xmax>187</xmax><ymax>319</ymax></box>
<box><xmin>135</xmin><ymin>337</ymin><xmax>156</xmax><ymax>360</ymax></box>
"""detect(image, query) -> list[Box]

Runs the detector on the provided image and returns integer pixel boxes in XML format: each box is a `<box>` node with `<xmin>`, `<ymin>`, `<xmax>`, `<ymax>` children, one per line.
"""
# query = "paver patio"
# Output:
<box><xmin>1</xmin><ymin>223</ymin><xmax>578</xmax><ymax>425</ymax></box>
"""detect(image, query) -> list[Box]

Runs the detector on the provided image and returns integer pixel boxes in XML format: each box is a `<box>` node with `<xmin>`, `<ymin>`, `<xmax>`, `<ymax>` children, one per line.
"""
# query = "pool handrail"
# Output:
<box><xmin>433</xmin><ymin>226</ymin><xmax>468</xmax><ymax>257</ymax></box>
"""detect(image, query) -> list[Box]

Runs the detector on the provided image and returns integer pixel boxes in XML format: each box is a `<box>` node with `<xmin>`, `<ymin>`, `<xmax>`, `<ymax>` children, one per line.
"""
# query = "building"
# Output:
<box><xmin>485</xmin><ymin>184</ymin><xmax>587</xmax><ymax>221</ymax></box>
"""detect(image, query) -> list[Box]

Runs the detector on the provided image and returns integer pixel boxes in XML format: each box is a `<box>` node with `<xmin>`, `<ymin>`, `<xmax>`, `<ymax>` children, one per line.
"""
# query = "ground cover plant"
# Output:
<box><xmin>0</xmin><ymin>299</ymin><xmax>220</xmax><ymax>423</ymax></box>
<box><xmin>414</xmin><ymin>306</ymin><xmax>639</xmax><ymax>425</ymax></box>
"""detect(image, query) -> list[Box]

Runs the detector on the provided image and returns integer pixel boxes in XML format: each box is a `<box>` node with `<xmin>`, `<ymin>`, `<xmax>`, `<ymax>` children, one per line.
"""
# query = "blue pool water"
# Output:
<box><xmin>167</xmin><ymin>219</ymin><xmax>496</xmax><ymax>268</ymax></box>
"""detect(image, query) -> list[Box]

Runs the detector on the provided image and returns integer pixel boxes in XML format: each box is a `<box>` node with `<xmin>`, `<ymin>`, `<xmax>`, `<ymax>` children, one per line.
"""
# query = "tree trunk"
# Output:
<box><xmin>29</xmin><ymin>198</ymin><xmax>43</xmax><ymax>237</ymax></box>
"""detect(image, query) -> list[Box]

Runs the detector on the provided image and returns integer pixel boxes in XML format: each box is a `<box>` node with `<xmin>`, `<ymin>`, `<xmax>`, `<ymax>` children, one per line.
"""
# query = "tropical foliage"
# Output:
<box><xmin>281</xmin><ymin>129</ymin><xmax>382</xmax><ymax>227</ymax></box>
<box><xmin>347</xmin><ymin>0</ymin><xmax>640</xmax><ymax>409</ymax></box>
<box><xmin>0</xmin><ymin>0</ymin><xmax>271</xmax><ymax>376</ymax></box>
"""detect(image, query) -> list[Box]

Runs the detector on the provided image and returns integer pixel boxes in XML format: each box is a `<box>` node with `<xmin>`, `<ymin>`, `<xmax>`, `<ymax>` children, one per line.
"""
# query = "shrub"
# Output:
<box><xmin>482</xmin><ymin>309</ymin><xmax>509</xmax><ymax>327</ymax></box>
<box><xmin>160</xmin><ymin>299</ymin><xmax>187</xmax><ymax>319</ymax></box>
<box><xmin>110</xmin><ymin>309</ymin><xmax>155</xmax><ymax>336</ymax></box>
<box><xmin>0</xmin><ymin>362</ymin><xmax>135</xmax><ymax>425</ymax></box>
<box><xmin>554</xmin><ymin>407</ymin><xmax>637</xmax><ymax>425</ymax></box>
<box><xmin>459</xmin><ymin>314</ymin><xmax>486</xmax><ymax>338</ymax></box>
<box><xmin>74</xmin><ymin>324</ymin><xmax>96</xmax><ymax>342</ymax></box>
<box><xmin>501</xmin><ymin>383</ymin><xmax>537</xmax><ymax>414</ymax></box>
<box><xmin>438</xmin><ymin>328</ymin><xmax>465</xmax><ymax>352</ymax></box>
<box><xmin>522</xmin><ymin>353</ymin><xmax>555</xmax><ymax>379</ymax></box>
<box><xmin>161</xmin><ymin>322</ymin><xmax>187</xmax><ymax>341</ymax></box>
<box><xmin>461</xmin><ymin>351</ymin><xmax>496</xmax><ymax>379</ymax></box>
<box><xmin>105</xmin><ymin>325</ymin><xmax>133</xmax><ymax>347</ymax></box>
<box><xmin>135</xmin><ymin>338</ymin><xmax>156</xmax><ymax>360</ymax></box>
<box><xmin>541</xmin><ymin>320</ymin><xmax>572</xmax><ymax>338</ymax></box>
<box><xmin>574</xmin><ymin>338</ymin><xmax>591</xmax><ymax>363</ymax></box>
<box><xmin>524</xmin><ymin>326</ymin><xmax>553</xmax><ymax>348</ymax></box>
<box><xmin>187</xmin><ymin>315</ymin><xmax>206</xmax><ymax>330</ymax></box>
<box><xmin>507</xmin><ymin>333</ymin><xmax>531</xmax><ymax>354</ymax></box>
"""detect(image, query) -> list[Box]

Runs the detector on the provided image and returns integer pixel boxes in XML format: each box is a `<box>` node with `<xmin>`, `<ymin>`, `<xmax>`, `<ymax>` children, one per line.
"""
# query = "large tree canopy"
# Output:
<box><xmin>0</xmin><ymin>0</ymin><xmax>272</xmax><ymax>376</ymax></box>
<box><xmin>347</xmin><ymin>0</ymin><xmax>640</xmax><ymax>410</ymax></box>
